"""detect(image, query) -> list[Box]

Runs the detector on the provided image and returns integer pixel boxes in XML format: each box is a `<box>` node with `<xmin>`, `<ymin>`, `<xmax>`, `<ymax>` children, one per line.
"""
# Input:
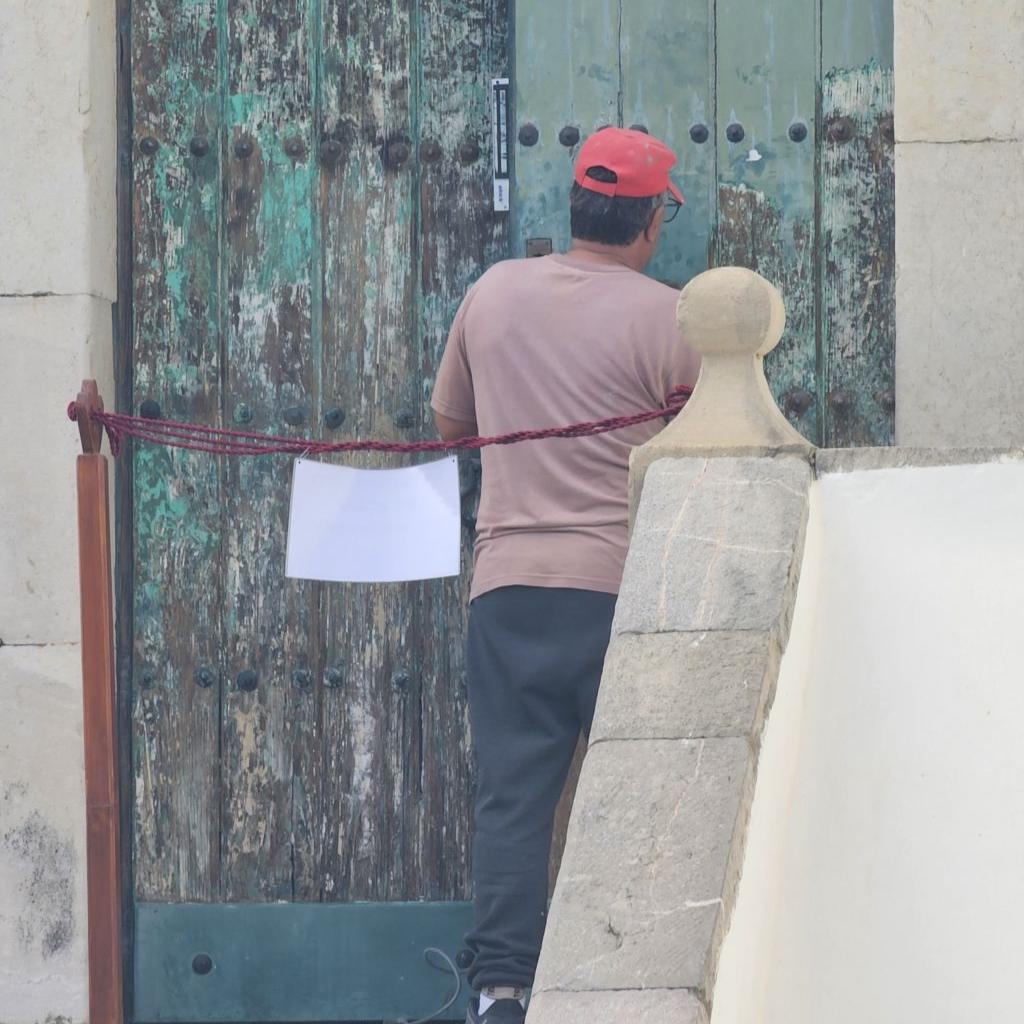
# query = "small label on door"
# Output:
<box><xmin>492</xmin><ymin>77</ymin><xmax>510</xmax><ymax>212</ymax></box>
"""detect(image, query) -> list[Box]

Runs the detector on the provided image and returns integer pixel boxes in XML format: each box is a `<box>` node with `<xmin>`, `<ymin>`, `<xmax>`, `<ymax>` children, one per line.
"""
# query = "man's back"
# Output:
<box><xmin>444</xmin><ymin>128</ymin><xmax>697</xmax><ymax>1024</ymax></box>
<box><xmin>431</xmin><ymin>251</ymin><xmax>701</xmax><ymax>599</ymax></box>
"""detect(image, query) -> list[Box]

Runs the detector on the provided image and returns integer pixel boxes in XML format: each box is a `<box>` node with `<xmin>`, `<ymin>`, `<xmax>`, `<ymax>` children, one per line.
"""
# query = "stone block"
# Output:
<box><xmin>1</xmin><ymin>295</ymin><xmax>115</xmax><ymax>644</ymax></box>
<box><xmin>0</xmin><ymin>644</ymin><xmax>88</xmax><ymax>1023</ymax></box>
<box><xmin>533</xmin><ymin>738</ymin><xmax>750</xmax><ymax>993</ymax></box>
<box><xmin>616</xmin><ymin>457</ymin><xmax>810</xmax><ymax>635</ymax></box>
<box><xmin>591</xmin><ymin>631</ymin><xmax>780</xmax><ymax>743</ymax></box>
<box><xmin>895</xmin><ymin>0</ymin><xmax>1024</xmax><ymax>143</ymax></box>
<box><xmin>526</xmin><ymin>988</ymin><xmax>708</xmax><ymax>1024</ymax></box>
<box><xmin>896</xmin><ymin>142</ymin><xmax>1024</xmax><ymax>446</ymax></box>
<box><xmin>0</xmin><ymin>0</ymin><xmax>116</xmax><ymax>297</ymax></box>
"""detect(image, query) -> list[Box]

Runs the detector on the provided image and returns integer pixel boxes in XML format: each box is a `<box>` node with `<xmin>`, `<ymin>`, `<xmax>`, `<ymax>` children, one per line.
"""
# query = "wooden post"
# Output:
<box><xmin>75</xmin><ymin>379</ymin><xmax>125</xmax><ymax>1024</ymax></box>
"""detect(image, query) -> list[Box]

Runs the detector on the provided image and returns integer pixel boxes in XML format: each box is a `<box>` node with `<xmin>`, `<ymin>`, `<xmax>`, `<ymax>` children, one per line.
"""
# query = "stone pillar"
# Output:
<box><xmin>629</xmin><ymin>266</ymin><xmax>814</xmax><ymax>518</ymax></box>
<box><xmin>895</xmin><ymin>0</ymin><xmax>1024</xmax><ymax>444</ymax></box>
<box><xmin>526</xmin><ymin>270</ymin><xmax>814</xmax><ymax>1023</ymax></box>
<box><xmin>0</xmin><ymin>1</ymin><xmax>118</xmax><ymax>1019</ymax></box>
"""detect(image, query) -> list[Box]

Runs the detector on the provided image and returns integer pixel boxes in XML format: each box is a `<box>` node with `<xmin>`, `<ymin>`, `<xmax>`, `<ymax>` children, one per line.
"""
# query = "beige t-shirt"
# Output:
<box><xmin>431</xmin><ymin>252</ymin><xmax>701</xmax><ymax>600</ymax></box>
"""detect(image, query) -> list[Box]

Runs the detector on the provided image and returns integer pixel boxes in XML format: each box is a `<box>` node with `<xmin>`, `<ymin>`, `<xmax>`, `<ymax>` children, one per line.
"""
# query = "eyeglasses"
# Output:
<box><xmin>662</xmin><ymin>196</ymin><xmax>683</xmax><ymax>224</ymax></box>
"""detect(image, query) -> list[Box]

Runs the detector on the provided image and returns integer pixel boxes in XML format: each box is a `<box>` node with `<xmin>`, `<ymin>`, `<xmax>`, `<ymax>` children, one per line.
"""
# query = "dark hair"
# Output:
<box><xmin>570</xmin><ymin>166</ymin><xmax>663</xmax><ymax>246</ymax></box>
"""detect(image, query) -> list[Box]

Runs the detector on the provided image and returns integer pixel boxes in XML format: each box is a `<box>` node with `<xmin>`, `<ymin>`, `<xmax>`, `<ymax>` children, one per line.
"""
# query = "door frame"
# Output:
<box><xmin>109</xmin><ymin>1</ymin><xmax>500</xmax><ymax>1019</ymax></box>
<box><xmin>113</xmin><ymin>0</ymin><xmax>138</xmax><ymax>1017</ymax></box>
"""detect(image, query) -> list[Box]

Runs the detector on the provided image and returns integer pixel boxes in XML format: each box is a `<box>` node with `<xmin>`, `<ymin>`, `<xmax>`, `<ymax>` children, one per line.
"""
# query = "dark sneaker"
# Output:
<box><xmin>465</xmin><ymin>995</ymin><xmax>527</xmax><ymax>1023</ymax></box>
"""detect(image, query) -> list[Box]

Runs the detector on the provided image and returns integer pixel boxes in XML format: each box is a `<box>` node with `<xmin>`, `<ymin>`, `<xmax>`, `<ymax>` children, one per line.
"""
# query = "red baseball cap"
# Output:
<box><xmin>574</xmin><ymin>127</ymin><xmax>685</xmax><ymax>205</ymax></box>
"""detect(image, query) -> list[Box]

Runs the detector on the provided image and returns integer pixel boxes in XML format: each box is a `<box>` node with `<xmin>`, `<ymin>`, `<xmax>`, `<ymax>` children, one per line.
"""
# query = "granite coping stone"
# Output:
<box><xmin>616</xmin><ymin>456</ymin><xmax>811</xmax><ymax>636</ymax></box>
<box><xmin>591</xmin><ymin>630</ymin><xmax>781</xmax><ymax>744</ymax></box>
<box><xmin>534</xmin><ymin>453</ymin><xmax>812</xmax><ymax>1017</ymax></box>
<box><xmin>533</xmin><ymin>738</ymin><xmax>750</xmax><ymax>994</ymax></box>
<box><xmin>526</xmin><ymin>988</ymin><xmax>708</xmax><ymax>1024</ymax></box>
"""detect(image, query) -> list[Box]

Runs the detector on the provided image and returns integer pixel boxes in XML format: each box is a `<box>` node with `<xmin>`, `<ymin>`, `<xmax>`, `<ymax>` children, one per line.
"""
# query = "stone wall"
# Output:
<box><xmin>527</xmin><ymin>455</ymin><xmax>813</xmax><ymax>1023</ymax></box>
<box><xmin>895</xmin><ymin>0</ymin><xmax>1024</xmax><ymax>444</ymax></box>
<box><xmin>0</xmin><ymin>0</ymin><xmax>118</xmax><ymax>1020</ymax></box>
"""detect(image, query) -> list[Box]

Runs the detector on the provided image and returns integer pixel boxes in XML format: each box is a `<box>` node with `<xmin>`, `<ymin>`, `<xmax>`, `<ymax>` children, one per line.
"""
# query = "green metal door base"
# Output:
<box><xmin>134</xmin><ymin>901</ymin><xmax>475</xmax><ymax>1023</ymax></box>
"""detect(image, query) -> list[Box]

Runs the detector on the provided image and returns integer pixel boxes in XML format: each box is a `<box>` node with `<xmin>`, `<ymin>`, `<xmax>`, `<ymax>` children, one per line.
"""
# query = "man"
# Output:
<box><xmin>431</xmin><ymin>127</ymin><xmax>701</xmax><ymax>1024</ymax></box>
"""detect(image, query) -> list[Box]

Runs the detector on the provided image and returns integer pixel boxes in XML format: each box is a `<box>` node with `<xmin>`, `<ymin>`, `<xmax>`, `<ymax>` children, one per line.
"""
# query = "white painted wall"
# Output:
<box><xmin>1</xmin><ymin>0</ymin><xmax>118</xmax><ymax>1019</ymax></box>
<box><xmin>713</xmin><ymin>461</ymin><xmax>1024</xmax><ymax>1023</ymax></box>
<box><xmin>895</xmin><ymin>1</ymin><xmax>1024</xmax><ymax>444</ymax></box>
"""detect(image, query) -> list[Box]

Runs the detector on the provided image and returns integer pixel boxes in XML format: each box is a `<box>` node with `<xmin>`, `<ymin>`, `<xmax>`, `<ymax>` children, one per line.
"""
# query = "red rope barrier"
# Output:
<box><xmin>68</xmin><ymin>385</ymin><xmax>693</xmax><ymax>458</ymax></box>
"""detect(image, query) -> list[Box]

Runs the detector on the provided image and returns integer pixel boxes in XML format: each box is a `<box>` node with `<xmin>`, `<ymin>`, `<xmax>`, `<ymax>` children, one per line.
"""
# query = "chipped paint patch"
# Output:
<box><xmin>821</xmin><ymin>62</ymin><xmax>895</xmax><ymax>446</ymax></box>
<box><xmin>715</xmin><ymin>62</ymin><xmax>894</xmax><ymax>450</ymax></box>
<box><xmin>130</xmin><ymin>0</ymin><xmax>505</xmax><ymax>910</ymax></box>
<box><xmin>717</xmin><ymin>182</ymin><xmax>817</xmax><ymax>444</ymax></box>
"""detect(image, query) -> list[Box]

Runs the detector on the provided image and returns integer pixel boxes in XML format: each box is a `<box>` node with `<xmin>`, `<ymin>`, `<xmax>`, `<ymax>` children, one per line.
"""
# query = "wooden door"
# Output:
<box><xmin>121</xmin><ymin>1</ymin><xmax>892</xmax><ymax>1019</ymax></box>
<box><xmin>125</xmin><ymin>1</ymin><xmax>507</xmax><ymax>1020</ymax></box>
<box><xmin>513</xmin><ymin>0</ymin><xmax>895</xmax><ymax>446</ymax></box>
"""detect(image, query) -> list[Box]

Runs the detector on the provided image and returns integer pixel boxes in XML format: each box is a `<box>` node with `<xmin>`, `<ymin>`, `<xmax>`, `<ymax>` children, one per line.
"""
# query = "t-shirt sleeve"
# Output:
<box><xmin>430</xmin><ymin>297</ymin><xmax>477</xmax><ymax>422</ymax></box>
<box><xmin>665</xmin><ymin>328</ymin><xmax>702</xmax><ymax>399</ymax></box>
<box><xmin>651</xmin><ymin>288</ymin><xmax>701</xmax><ymax>401</ymax></box>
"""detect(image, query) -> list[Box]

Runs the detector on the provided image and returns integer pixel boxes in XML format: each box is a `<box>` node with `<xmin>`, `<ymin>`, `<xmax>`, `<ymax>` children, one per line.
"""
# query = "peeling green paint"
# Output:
<box><xmin>131</xmin><ymin>0</ymin><xmax>509</xmax><ymax>918</ymax></box>
<box><xmin>820</xmin><ymin>63</ymin><xmax>895</xmax><ymax>445</ymax></box>
<box><xmin>131</xmin><ymin>0</ymin><xmax>224</xmax><ymax>904</ymax></box>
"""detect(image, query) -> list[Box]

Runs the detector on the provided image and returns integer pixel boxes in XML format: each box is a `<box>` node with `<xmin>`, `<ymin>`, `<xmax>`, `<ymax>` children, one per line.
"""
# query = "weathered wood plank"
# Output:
<box><xmin>820</xmin><ymin>0</ymin><xmax>894</xmax><ymax>446</ymax></box>
<box><xmin>715</xmin><ymin>0</ymin><xmax>819</xmax><ymax>443</ymax></box>
<box><xmin>220</xmin><ymin>0</ymin><xmax>320</xmax><ymax>901</ymax></box>
<box><xmin>318</xmin><ymin>0</ymin><xmax>420</xmax><ymax>902</ymax></box>
<box><xmin>717</xmin><ymin>180</ymin><xmax>816</xmax><ymax>428</ymax></box>
<box><xmin>416</xmin><ymin>0</ymin><xmax>511</xmax><ymax>900</ymax></box>
<box><xmin>820</xmin><ymin>65</ymin><xmax>895</xmax><ymax>446</ymax></box>
<box><xmin>513</xmin><ymin>0</ymin><xmax>620</xmax><ymax>256</ymax></box>
<box><xmin>620</xmin><ymin>0</ymin><xmax>714</xmax><ymax>288</ymax></box>
<box><xmin>130</xmin><ymin>0</ymin><xmax>223</xmax><ymax>902</ymax></box>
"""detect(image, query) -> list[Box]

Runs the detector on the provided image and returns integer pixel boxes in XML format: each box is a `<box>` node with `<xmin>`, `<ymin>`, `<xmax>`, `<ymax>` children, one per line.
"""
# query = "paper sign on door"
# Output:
<box><xmin>285</xmin><ymin>456</ymin><xmax>461</xmax><ymax>583</ymax></box>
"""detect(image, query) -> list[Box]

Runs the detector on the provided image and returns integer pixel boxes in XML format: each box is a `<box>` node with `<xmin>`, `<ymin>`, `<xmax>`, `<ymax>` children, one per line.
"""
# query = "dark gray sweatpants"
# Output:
<box><xmin>463</xmin><ymin>585</ymin><xmax>617</xmax><ymax>991</ymax></box>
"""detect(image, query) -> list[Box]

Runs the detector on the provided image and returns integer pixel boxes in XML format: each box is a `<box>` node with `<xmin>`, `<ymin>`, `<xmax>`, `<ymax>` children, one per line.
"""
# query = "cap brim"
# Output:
<box><xmin>667</xmin><ymin>180</ymin><xmax>686</xmax><ymax>205</ymax></box>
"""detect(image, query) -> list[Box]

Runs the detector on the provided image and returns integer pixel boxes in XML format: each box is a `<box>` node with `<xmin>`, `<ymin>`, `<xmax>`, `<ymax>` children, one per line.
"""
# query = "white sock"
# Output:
<box><xmin>479</xmin><ymin>986</ymin><xmax>526</xmax><ymax>1012</ymax></box>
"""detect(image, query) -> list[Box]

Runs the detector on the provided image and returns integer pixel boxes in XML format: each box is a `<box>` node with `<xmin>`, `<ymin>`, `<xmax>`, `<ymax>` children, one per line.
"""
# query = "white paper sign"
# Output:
<box><xmin>285</xmin><ymin>456</ymin><xmax>461</xmax><ymax>583</ymax></box>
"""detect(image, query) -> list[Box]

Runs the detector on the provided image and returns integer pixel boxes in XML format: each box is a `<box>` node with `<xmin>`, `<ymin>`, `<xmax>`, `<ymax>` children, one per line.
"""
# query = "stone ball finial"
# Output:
<box><xmin>676</xmin><ymin>266</ymin><xmax>786</xmax><ymax>358</ymax></box>
<box><xmin>629</xmin><ymin>267</ymin><xmax>814</xmax><ymax>523</ymax></box>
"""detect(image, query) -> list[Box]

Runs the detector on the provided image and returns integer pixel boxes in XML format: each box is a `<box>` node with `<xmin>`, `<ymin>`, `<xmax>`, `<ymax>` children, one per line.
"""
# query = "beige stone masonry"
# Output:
<box><xmin>0</xmin><ymin>645</ymin><xmax>89</xmax><ymax>1022</ymax></box>
<box><xmin>895</xmin><ymin>0</ymin><xmax>1024</xmax><ymax>445</ymax></box>
<box><xmin>527</xmin><ymin>457</ymin><xmax>811</xmax><ymax>1023</ymax></box>
<box><xmin>895</xmin><ymin>0</ymin><xmax>1024</xmax><ymax>144</ymax></box>
<box><xmin>528</xmin><ymin>989</ymin><xmax>709</xmax><ymax>1024</ymax></box>
<box><xmin>629</xmin><ymin>267</ymin><xmax>813</xmax><ymax>521</ymax></box>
